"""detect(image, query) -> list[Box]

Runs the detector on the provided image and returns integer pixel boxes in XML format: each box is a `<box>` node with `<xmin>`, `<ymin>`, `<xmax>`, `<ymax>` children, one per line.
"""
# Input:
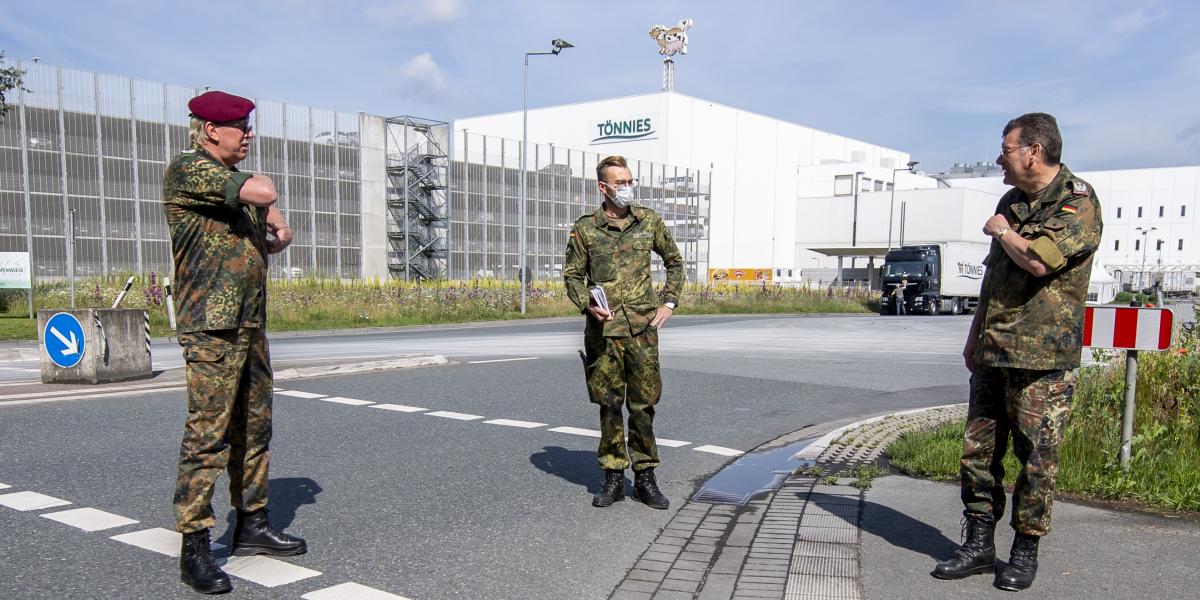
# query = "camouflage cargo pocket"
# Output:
<box><xmin>182</xmin><ymin>341</ymin><xmax>229</xmax><ymax>413</ymax></box>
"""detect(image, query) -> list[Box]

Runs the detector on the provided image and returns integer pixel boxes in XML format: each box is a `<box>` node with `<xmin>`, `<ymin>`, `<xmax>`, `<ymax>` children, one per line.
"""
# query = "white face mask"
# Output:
<box><xmin>606</xmin><ymin>183</ymin><xmax>635</xmax><ymax>208</ymax></box>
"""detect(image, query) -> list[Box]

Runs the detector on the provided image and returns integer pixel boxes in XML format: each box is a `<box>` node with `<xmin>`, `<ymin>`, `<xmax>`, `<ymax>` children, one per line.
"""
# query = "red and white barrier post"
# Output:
<box><xmin>1084</xmin><ymin>305</ymin><xmax>1174</xmax><ymax>466</ymax></box>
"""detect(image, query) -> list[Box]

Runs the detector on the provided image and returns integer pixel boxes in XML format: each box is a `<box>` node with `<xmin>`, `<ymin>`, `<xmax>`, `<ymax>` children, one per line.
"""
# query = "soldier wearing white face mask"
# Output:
<box><xmin>562</xmin><ymin>155</ymin><xmax>685</xmax><ymax>509</ymax></box>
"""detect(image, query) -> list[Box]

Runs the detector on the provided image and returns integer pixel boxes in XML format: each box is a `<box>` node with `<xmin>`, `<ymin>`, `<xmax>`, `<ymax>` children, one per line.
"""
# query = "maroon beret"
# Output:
<box><xmin>188</xmin><ymin>91</ymin><xmax>255</xmax><ymax>122</ymax></box>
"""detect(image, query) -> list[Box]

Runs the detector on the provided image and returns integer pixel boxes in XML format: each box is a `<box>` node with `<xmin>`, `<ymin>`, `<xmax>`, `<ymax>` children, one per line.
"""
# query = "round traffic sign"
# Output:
<box><xmin>44</xmin><ymin>312</ymin><xmax>86</xmax><ymax>369</ymax></box>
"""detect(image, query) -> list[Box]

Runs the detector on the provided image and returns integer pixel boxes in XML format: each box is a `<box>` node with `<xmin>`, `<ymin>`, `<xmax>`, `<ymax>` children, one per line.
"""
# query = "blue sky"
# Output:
<box><xmin>2</xmin><ymin>0</ymin><xmax>1198</xmax><ymax>172</ymax></box>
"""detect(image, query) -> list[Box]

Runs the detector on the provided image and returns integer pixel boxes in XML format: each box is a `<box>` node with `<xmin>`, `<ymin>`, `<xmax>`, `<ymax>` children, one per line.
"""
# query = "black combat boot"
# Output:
<box><xmin>180</xmin><ymin>529</ymin><xmax>232</xmax><ymax>594</ymax></box>
<box><xmin>592</xmin><ymin>470</ymin><xmax>625</xmax><ymax>507</ymax></box>
<box><xmin>231</xmin><ymin>509</ymin><xmax>307</xmax><ymax>556</ymax></box>
<box><xmin>633</xmin><ymin>468</ymin><xmax>669</xmax><ymax>510</ymax></box>
<box><xmin>995</xmin><ymin>533</ymin><xmax>1039</xmax><ymax>591</ymax></box>
<box><xmin>932</xmin><ymin>515</ymin><xmax>996</xmax><ymax>579</ymax></box>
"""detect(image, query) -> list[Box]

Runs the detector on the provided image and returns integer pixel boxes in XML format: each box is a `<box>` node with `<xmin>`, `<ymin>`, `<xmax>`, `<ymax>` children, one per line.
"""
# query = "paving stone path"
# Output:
<box><xmin>611</xmin><ymin>404</ymin><xmax>967</xmax><ymax>600</ymax></box>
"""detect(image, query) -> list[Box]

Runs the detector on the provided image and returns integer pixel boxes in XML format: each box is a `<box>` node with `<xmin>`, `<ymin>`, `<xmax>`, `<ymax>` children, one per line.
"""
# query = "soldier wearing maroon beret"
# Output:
<box><xmin>163</xmin><ymin>90</ymin><xmax>304</xmax><ymax>595</ymax></box>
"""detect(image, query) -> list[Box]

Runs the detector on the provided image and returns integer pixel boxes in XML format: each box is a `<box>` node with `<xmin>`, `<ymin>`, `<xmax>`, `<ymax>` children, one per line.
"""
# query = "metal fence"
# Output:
<box><xmin>449</xmin><ymin>131</ymin><xmax>711</xmax><ymax>282</ymax></box>
<box><xmin>0</xmin><ymin>61</ymin><xmax>363</xmax><ymax>280</ymax></box>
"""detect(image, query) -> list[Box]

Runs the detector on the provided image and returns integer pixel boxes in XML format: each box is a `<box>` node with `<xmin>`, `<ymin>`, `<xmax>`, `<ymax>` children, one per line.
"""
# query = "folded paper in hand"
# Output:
<box><xmin>589</xmin><ymin>285</ymin><xmax>610</xmax><ymax>311</ymax></box>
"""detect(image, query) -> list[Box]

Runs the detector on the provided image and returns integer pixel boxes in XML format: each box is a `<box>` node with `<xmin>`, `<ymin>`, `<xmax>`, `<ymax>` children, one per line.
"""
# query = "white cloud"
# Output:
<box><xmin>390</xmin><ymin>52</ymin><xmax>449</xmax><ymax>100</ymax></box>
<box><xmin>368</xmin><ymin>0</ymin><xmax>466</xmax><ymax>24</ymax></box>
<box><xmin>1084</xmin><ymin>5</ymin><xmax>1170</xmax><ymax>56</ymax></box>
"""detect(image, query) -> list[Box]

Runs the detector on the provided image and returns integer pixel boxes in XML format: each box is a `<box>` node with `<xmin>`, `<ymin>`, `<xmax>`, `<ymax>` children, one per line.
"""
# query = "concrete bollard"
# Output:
<box><xmin>38</xmin><ymin>308</ymin><xmax>153</xmax><ymax>384</ymax></box>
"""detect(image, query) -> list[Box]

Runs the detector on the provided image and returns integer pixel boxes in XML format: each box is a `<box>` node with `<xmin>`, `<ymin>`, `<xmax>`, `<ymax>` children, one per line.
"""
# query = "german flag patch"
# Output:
<box><xmin>1061</xmin><ymin>203</ymin><xmax>1078</xmax><ymax>214</ymax></box>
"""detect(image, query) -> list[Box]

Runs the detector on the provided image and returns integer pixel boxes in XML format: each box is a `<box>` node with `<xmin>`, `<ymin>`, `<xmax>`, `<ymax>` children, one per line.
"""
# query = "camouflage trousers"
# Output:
<box><xmin>584</xmin><ymin>326</ymin><xmax>662</xmax><ymax>472</ymax></box>
<box><xmin>173</xmin><ymin>327</ymin><xmax>273</xmax><ymax>534</ymax></box>
<box><xmin>961</xmin><ymin>365</ymin><xmax>1075</xmax><ymax>536</ymax></box>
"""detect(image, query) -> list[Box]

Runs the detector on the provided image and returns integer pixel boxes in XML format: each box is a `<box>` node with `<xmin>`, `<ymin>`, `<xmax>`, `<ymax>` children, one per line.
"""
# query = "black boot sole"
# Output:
<box><xmin>231</xmin><ymin>544</ymin><xmax>307</xmax><ymax>557</ymax></box>
<box><xmin>633</xmin><ymin>491</ymin><xmax>669</xmax><ymax>510</ymax></box>
<box><xmin>181</xmin><ymin>575</ymin><xmax>233</xmax><ymax>594</ymax></box>
<box><xmin>592</xmin><ymin>493</ymin><xmax>625</xmax><ymax>507</ymax></box>
<box><xmin>995</xmin><ymin>576</ymin><xmax>1035</xmax><ymax>591</ymax></box>
<box><xmin>931</xmin><ymin>561</ymin><xmax>996</xmax><ymax>580</ymax></box>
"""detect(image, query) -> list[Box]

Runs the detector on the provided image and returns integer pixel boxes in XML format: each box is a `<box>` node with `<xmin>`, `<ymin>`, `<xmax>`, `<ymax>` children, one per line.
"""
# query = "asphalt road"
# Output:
<box><xmin>1</xmin><ymin>313</ymin><xmax>977</xmax><ymax>599</ymax></box>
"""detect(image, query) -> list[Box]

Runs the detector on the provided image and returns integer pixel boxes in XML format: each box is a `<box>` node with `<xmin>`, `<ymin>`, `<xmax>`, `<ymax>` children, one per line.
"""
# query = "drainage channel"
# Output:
<box><xmin>691</xmin><ymin>437</ymin><xmax>818</xmax><ymax>506</ymax></box>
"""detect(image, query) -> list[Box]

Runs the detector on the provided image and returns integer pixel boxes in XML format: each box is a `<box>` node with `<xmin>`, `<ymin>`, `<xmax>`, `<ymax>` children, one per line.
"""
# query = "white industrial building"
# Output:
<box><xmin>459</xmin><ymin>91</ymin><xmax>1200</xmax><ymax>299</ymax></box>
<box><xmin>455</xmin><ymin>91</ymin><xmax>930</xmax><ymax>279</ymax></box>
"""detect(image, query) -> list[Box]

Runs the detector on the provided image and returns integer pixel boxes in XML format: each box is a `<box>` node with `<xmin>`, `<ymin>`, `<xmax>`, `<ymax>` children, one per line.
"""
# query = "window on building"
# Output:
<box><xmin>1114</xmin><ymin>240</ymin><xmax>1120</xmax><ymax>251</ymax></box>
<box><xmin>1157</xmin><ymin>239</ymin><xmax>1164</xmax><ymax>251</ymax></box>
<box><xmin>1183</xmin><ymin>205</ymin><xmax>1188</xmax><ymax>217</ymax></box>
<box><xmin>1117</xmin><ymin>207</ymin><xmax>1122</xmax><ymax>218</ymax></box>
<box><xmin>873</xmin><ymin>180</ymin><xmax>883</xmax><ymax>192</ymax></box>
<box><xmin>787</xmin><ymin>269</ymin><xmax>793</xmax><ymax>277</ymax></box>
<box><xmin>775</xmin><ymin>269</ymin><xmax>781</xmax><ymax>277</ymax></box>
<box><xmin>1159</xmin><ymin>206</ymin><xmax>1164</xmax><ymax>217</ymax></box>
<box><xmin>1180</xmin><ymin>239</ymin><xmax>1185</xmax><ymax>251</ymax></box>
<box><xmin>1135</xmin><ymin>239</ymin><xmax>1141</xmax><ymax>251</ymax></box>
<box><xmin>1137</xmin><ymin>207</ymin><xmax>1143</xmax><ymax>218</ymax></box>
<box><xmin>834</xmin><ymin>174</ymin><xmax>852</xmax><ymax>196</ymax></box>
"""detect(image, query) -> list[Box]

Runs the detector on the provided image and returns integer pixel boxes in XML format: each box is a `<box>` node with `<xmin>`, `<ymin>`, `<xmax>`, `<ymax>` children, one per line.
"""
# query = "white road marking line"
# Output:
<box><xmin>41</xmin><ymin>507</ymin><xmax>139</xmax><ymax>531</ymax></box>
<box><xmin>655</xmin><ymin>438</ymin><xmax>691</xmax><ymax>448</ymax></box>
<box><xmin>0</xmin><ymin>386</ymin><xmax>187</xmax><ymax>407</ymax></box>
<box><xmin>319</xmin><ymin>396</ymin><xmax>375</xmax><ymax>406</ymax></box>
<box><xmin>110</xmin><ymin>527</ymin><xmax>225</xmax><ymax>557</ymax></box>
<box><xmin>370</xmin><ymin>404</ymin><xmax>428</xmax><ymax>413</ymax></box>
<box><xmin>276</xmin><ymin>390</ymin><xmax>327</xmax><ymax>399</ymax></box>
<box><xmin>0</xmin><ymin>483</ymin><xmax>9</xmax><ymax>490</ymax></box>
<box><xmin>483</xmin><ymin>418</ymin><xmax>547</xmax><ymax>428</ymax></box>
<box><xmin>219</xmin><ymin>555</ymin><xmax>321</xmax><ymax>587</ymax></box>
<box><xmin>467</xmin><ymin>357</ymin><xmax>539</xmax><ymax>364</ymax></box>
<box><xmin>302</xmin><ymin>581</ymin><xmax>414</xmax><ymax>600</ymax></box>
<box><xmin>548</xmin><ymin>426</ymin><xmax>602</xmax><ymax>438</ymax></box>
<box><xmin>0</xmin><ymin>491</ymin><xmax>72</xmax><ymax>511</ymax></box>
<box><xmin>693</xmin><ymin>445</ymin><xmax>744</xmax><ymax>457</ymax></box>
<box><xmin>425</xmin><ymin>410</ymin><xmax>484</xmax><ymax>421</ymax></box>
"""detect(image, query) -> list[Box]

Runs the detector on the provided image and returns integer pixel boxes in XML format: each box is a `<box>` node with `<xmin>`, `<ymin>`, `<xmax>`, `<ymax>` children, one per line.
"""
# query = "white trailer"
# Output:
<box><xmin>880</xmin><ymin>242</ymin><xmax>990</xmax><ymax>315</ymax></box>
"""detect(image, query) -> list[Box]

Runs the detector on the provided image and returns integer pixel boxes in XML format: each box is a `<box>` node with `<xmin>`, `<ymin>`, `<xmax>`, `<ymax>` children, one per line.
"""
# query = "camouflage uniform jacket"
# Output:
<box><xmin>162</xmin><ymin>146</ymin><xmax>267</xmax><ymax>333</ymax></box>
<box><xmin>563</xmin><ymin>205</ymin><xmax>685</xmax><ymax>338</ymax></box>
<box><xmin>976</xmin><ymin>164</ymin><xmax>1103</xmax><ymax>370</ymax></box>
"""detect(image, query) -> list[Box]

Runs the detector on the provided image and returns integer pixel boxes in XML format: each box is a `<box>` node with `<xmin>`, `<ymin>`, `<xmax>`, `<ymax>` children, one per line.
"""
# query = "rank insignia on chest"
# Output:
<box><xmin>1071</xmin><ymin>181</ymin><xmax>1088</xmax><ymax>195</ymax></box>
<box><xmin>1061</xmin><ymin>203</ymin><xmax>1078</xmax><ymax>214</ymax></box>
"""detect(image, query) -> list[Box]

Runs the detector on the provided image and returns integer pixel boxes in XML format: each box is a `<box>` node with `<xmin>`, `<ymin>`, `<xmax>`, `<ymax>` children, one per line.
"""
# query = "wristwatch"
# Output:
<box><xmin>663</xmin><ymin>302</ymin><xmax>676</xmax><ymax>310</ymax></box>
<box><xmin>992</xmin><ymin>227</ymin><xmax>1010</xmax><ymax>240</ymax></box>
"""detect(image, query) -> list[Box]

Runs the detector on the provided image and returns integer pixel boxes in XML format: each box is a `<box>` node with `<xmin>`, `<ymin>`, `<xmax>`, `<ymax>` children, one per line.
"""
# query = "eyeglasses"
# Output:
<box><xmin>1000</xmin><ymin>144</ymin><xmax>1030</xmax><ymax>156</ymax></box>
<box><xmin>214</xmin><ymin>120</ymin><xmax>253</xmax><ymax>135</ymax></box>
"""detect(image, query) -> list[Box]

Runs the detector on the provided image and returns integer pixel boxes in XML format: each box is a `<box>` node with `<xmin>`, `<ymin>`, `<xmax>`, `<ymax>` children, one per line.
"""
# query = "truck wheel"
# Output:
<box><xmin>951</xmin><ymin>298</ymin><xmax>962</xmax><ymax>315</ymax></box>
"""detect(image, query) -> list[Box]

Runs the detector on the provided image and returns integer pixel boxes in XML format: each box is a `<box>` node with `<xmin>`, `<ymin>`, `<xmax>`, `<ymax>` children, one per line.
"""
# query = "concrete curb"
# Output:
<box><xmin>610</xmin><ymin>403</ymin><xmax>969</xmax><ymax>600</ymax></box>
<box><xmin>273</xmin><ymin>355</ymin><xmax>450</xmax><ymax>381</ymax></box>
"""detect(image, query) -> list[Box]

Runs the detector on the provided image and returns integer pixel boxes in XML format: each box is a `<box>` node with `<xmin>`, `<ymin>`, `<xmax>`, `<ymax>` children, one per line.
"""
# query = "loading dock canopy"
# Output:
<box><xmin>807</xmin><ymin>246</ymin><xmax>893</xmax><ymax>258</ymax></box>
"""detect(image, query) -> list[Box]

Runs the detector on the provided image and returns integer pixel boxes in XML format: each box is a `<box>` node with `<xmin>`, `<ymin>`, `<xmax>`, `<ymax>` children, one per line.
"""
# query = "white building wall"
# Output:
<box><xmin>456</xmin><ymin>92</ymin><xmax>911</xmax><ymax>276</ymax></box>
<box><xmin>794</xmin><ymin>188</ymin><xmax>998</xmax><ymax>272</ymax></box>
<box><xmin>944</xmin><ymin>166</ymin><xmax>1200</xmax><ymax>289</ymax></box>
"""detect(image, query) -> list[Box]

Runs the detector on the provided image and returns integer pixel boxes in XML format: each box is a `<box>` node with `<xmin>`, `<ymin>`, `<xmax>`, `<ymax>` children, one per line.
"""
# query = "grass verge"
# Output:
<box><xmin>888</xmin><ymin>307</ymin><xmax>1200</xmax><ymax>513</ymax></box>
<box><xmin>0</xmin><ymin>275</ymin><xmax>875</xmax><ymax>341</ymax></box>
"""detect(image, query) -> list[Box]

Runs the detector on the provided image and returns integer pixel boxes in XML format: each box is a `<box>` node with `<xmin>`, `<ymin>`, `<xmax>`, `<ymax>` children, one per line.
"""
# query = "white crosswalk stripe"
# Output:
<box><xmin>220</xmin><ymin>555</ymin><xmax>321</xmax><ymax>587</ymax></box>
<box><xmin>41</xmin><ymin>507</ymin><xmax>138</xmax><ymax>531</ymax></box>
<box><xmin>303</xmin><ymin>582</ymin><xmax>415</xmax><ymax>600</ymax></box>
<box><xmin>0</xmin><ymin>490</ymin><xmax>72</xmax><ymax>511</ymax></box>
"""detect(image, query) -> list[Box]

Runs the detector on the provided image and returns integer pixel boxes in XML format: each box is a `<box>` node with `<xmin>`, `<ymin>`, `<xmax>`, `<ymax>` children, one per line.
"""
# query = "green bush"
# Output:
<box><xmin>1113</xmin><ymin>291</ymin><xmax>1132</xmax><ymax>303</ymax></box>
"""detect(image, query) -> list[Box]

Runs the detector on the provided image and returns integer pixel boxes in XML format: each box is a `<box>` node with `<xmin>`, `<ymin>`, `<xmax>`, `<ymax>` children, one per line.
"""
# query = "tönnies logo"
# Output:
<box><xmin>591</xmin><ymin>116</ymin><xmax>656</xmax><ymax>144</ymax></box>
<box><xmin>957</xmin><ymin>262</ymin><xmax>985</xmax><ymax>279</ymax></box>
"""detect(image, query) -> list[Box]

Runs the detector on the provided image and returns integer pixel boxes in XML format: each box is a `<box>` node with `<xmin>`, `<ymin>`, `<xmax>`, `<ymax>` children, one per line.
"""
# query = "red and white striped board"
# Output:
<box><xmin>1083</xmin><ymin>306</ymin><xmax>1173</xmax><ymax>350</ymax></box>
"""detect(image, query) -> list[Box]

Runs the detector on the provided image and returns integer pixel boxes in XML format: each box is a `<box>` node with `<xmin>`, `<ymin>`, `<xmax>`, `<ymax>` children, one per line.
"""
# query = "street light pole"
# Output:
<box><xmin>520</xmin><ymin>38</ymin><xmax>573</xmax><ymax>315</ymax></box>
<box><xmin>887</xmin><ymin>160</ymin><xmax>919</xmax><ymax>252</ymax></box>
<box><xmin>1136</xmin><ymin>226</ymin><xmax>1156</xmax><ymax>292</ymax></box>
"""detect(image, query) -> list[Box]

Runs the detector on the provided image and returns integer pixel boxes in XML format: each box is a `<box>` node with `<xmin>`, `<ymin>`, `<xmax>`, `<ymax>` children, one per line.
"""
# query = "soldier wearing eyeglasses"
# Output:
<box><xmin>563</xmin><ymin>155</ymin><xmax>685</xmax><ymax>510</ymax></box>
<box><xmin>163</xmin><ymin>90</ymin><xmax>304</xmax><ymax>594</ymax></box>
<box><xmin>933</xmin><ymin>113</ymin><xmax>1102</xmax><ymax>591</ymax></box>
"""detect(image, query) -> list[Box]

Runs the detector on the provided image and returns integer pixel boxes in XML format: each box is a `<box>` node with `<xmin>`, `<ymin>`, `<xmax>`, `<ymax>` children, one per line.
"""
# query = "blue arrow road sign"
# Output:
<box><xmin>44</xmin><ymin>312</ymin><xmax>85</xmax><ymax>369</ymax></box>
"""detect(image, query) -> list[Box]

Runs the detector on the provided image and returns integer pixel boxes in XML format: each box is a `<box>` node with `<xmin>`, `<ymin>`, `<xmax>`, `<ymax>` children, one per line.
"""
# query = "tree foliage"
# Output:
<box><xmin>1</xmin><ymin>51</ymin><xmax>27</xmax><ymax>122</ymax></box>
